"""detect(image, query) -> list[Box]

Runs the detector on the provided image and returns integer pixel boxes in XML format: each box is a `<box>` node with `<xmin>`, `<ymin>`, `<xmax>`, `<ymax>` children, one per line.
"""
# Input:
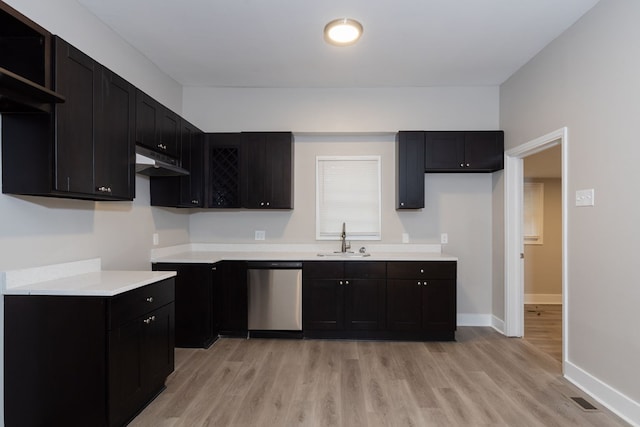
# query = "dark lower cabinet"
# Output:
<box><xmin>303</xmin><ymin>261</ymin><xmax>386</xmax><ymax>339</ymax></box>
<box><xmin>387</xmin><ymin>261</ymin><xmax>457</xmax><ymax>340</ymax></box>
<box><xmin>217</xmin><ymin>260</ymin><xmax>248</xmax><ymax>336</ymax></box>
<box><xmin>152</xmin><ymin>262</ymin><xmax>217</xmax><ymax>348</ymax></box>
<box><xmin>302</xmin><ymin>261</ymin><xmax>456</xmax><ymax>341</ymax></box>
<box><xmin>4</xmin><ymin>278</ymin><xmax>175</xmax><ymax>427</ymax></box>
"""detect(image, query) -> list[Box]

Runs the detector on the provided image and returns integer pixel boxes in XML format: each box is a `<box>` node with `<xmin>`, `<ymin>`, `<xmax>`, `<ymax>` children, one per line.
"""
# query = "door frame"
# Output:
<box><xmin>503</xmin><ymin>127</ymin><xmax>568</xmax><ymax>364</ymax></box>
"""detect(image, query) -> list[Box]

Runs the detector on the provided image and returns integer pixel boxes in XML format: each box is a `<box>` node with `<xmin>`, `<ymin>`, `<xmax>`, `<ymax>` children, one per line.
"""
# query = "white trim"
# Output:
<box><xmin>524</xmin><ymin>293</ymin><xmax>562</xmax><ymax>305</ymax></box>
<box><xmin>457</xmin><ymin>313</ymin><xmax>492</xmax><ymax>327</ymax></box>
<box><xmin>491</xmin><ymin>315</ymin><xmax>505</xmax><ymax>334</ymax></box>
<box><xmin>565</xmin><ymin>361</ymin><xmax>640</xmax><ymax>426</ymax></box>
<box><xmin>504</xmin><ymin>127</ymin><xmax>568</xmax><ymax>346</ymax></box>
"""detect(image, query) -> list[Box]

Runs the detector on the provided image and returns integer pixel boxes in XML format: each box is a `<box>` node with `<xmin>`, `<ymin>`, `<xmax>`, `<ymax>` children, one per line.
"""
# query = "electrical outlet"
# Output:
<box><xmin>402</xmin><ymin>233</ymin><xmax>409</xmax><ymax>243</ymax></box>
<box><xmin>152</xmin><ymin>233</ymin><xmax>159</xmax><ymax>246</ymax></box>
<box><xmin>255</xmin><ymin>230</ymin><xmax>266</xmax><ymax>241</ymax></box>
<box><xmin>440</xmin><ymin>233</ymin><xmax>448</xmax><ymax>244</ymax></box>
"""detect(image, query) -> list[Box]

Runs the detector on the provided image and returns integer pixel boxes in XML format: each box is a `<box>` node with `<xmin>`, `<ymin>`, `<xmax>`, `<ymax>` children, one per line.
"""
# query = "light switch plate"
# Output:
<box><xmin>575</xmin><ymin>189</ymin><xmax>595</xmax><ymax>207</ymax></box>
<box><xmin>255</xmin><ymin>230</ymin><xmax>266</xmax><ymax>240</ymax></box>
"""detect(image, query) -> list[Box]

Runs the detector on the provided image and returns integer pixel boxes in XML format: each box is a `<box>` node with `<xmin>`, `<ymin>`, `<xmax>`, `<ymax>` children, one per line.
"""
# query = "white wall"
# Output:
<box><xmin>185</xmin><ymin>87</ymin><xmax>499</xmax><ymax>321</ymax></box>
<box><xmin>0</xmin><ymin>0</ymin><xmax>190</xmax><ymax>272</ymax></box>
<box><xmin>500</xmin><ymin>0</ymin><xmax>640</xmax><ymax>421</ymax></box>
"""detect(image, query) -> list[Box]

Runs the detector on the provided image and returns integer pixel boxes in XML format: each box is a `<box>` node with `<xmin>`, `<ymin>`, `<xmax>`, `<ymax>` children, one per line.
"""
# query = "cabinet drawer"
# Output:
<box><xmin>344</xmin><ymin>261</ymin><xmax>386</xmax><ymax>279</ymax></box>
<box><xmin>386</xmin><ymin>262</ymin><xmax>456</xmax><ymax>279</ymax></box>
<box><xmin>303</xmin><ymin>261</ymin><xmax>343</xmax><ymax>279</ymax></box>
<box><xmin>109</xmin><ymin>278</ymin><xmax>175</xmax><ymax>329</ymax></box>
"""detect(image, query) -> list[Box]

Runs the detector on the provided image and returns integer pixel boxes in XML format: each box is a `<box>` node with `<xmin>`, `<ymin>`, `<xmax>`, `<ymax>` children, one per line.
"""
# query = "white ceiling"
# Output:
<box><xmin>76</xmin><ymin>0</ymin><xmax>599</xmax><ymax>88</ymax></box>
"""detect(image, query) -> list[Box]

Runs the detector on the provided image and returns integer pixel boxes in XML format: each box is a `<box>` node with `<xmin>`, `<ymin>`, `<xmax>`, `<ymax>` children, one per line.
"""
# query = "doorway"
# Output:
<box><xmin>522</xmin><ymin>146</ymin><xmax>562</xmax><ymax>362</ymax></box>
<box><xmin>504</xmin><ymin>127</ymin><xmax>568</xmax><ymax>370</ymax></box>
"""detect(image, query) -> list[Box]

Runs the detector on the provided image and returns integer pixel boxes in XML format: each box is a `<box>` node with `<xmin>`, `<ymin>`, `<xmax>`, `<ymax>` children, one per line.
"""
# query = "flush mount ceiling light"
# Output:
<box><xmin>324</xmin><ymin>18</ymin><xmax>363</xmax><ymax>46</ymax></box>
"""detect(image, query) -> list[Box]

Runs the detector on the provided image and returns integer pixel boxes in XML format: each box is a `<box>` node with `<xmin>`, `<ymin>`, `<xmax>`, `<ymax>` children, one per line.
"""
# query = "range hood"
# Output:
<box><xmin>135</xmin><ymin>145</ymin><xmax>189</xmax><ymax>177</ymax></box>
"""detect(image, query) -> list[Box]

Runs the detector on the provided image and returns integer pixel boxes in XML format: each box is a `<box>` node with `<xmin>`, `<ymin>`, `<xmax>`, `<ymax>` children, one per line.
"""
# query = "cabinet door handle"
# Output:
<box><xmin>143</xmin><ymin>315</ymin><xmax>155</xmax><ymax>324</ymax></box>
<box><xmin>420</xmin><ymin>269</ymin><xmax>424</xmax><ymax>274</ymax></box>
<box><xmin>400</xmin><ymin>202</ymin><xmax>405</xmax><ymax>206</ymax></box>
<box><xmin>192</xmin><ymin>200</ymin><xmax>199</xmax><ymax>204</ymax></box>
<box><xmin>157</xmin><ymin>143</ymin><xmax>167</xmax><ymax>150</ymax></box>
<box><xmin>466</xmin><ymin>163</ymin><xmax>470</xmax><ymax>167</ymax></box>
<box><xmin>460</xmin><ymin>163</ymin><xmax>464</xmax><ymax>167</ymax></box>
<box><xmin>266</xmin><ymin>202</ymin><xmax>270</xmax><ymax>206</ymax></box>
<box><xmin>212</xmin><ymin>267</ymin><xmax>217</xmax><ymax>271</ymax></box>
<box><xmin>417</xmin><ymin>281</ymin><xmax>422</xmax><ymax>286</ymax></box>
<box><xmin>339</xmin><ymin>280</ymin><xmax>343</xmax><ymax>285</ymax></box>
<box><xmin>345</xmin><ymin>280</ymin><xmax>349</xmax><ymax>285</ymax></box>
<box><xmin>97</xmin><ymin>186</ymin><xmax>112</xmax><ymax>193</ymax></box>
<box><xmin>146</xmin><ymin>297</ymin><xmax>154</xmax><ymax>303</ymax></box>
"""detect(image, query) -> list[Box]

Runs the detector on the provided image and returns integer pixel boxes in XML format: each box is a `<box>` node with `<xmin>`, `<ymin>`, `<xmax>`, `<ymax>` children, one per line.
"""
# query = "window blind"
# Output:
<box><xmin>316</xmin><ymin>156</ymin><xmax>381</xmax><ymax>240</ymax></box>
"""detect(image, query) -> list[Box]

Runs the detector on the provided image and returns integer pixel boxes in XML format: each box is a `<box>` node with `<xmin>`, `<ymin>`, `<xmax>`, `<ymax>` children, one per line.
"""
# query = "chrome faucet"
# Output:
<box><xmin>340</xmin><ymin>222</ymin><xmax>351</xmax><ymax>253</ymax></box>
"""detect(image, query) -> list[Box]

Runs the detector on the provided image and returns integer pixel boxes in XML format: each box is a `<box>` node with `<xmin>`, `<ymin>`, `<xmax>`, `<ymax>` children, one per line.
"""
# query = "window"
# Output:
<box><xmin>316</xmin><ymin>156</ymin><xmax>381</xmax><ymax>240</ymax></box>
<box><xmin>524</xmin><ymin>181</ymin><xmax>544</xmax><ymax>244</ymax></box>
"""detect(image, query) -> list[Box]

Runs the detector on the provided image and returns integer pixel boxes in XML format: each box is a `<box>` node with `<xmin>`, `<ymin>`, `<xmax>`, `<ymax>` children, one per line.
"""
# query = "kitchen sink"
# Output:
<box><xmin>317</xmin><ymin>252</ymin><xmax>371</xmax><ymax>258</ymax></box>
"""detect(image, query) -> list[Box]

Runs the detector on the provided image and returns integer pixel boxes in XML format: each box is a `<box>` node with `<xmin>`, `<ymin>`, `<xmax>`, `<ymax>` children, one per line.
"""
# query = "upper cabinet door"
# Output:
<box><xmin>424</xmin><ymin>132</ymin><xmax>465</xmax><ymax>171</ymax></box>
<box><xmin>463</xmin><ymin>131</ymin><xmax>504</xmax><ymax>171</ymax></box>
<box><xmin>94</xmin><ymin>66</ymin><xmax>135</xmax><ymax>200</ymax></box>
<box><xmin>242</xmin><ymin>132</ymin><xmax>293</xmax><ymax>209</ymax></box>
<box><xmin>54</xmin><ymin>37</ymin><xmax>96</xmax><ymax>195</ymax></box>
<box><xmin>424</xmin><ymin>131</ymin><xmax>504</xmax><ymax>172</ymax></box>
<box><xmin>135</xmin><ymin>90</ymin><xmax>179</xmax><ymax>158</ymax></box>
<box><xmin>396</xmin><ymin>131</ymin><xmax>425</xmax><ymax>209</ymax></box>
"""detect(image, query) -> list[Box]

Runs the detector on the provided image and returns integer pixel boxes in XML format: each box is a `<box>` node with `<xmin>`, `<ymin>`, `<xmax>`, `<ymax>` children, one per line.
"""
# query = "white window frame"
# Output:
<box><xmin>524</xmin><ymin>181</ymin><xmax>544</xmax><ymax>245</ymax></box>
<box><xmin>316</xmin><ymin>155</ymin><xmax>382</xmax><ymax>241</ymax></box>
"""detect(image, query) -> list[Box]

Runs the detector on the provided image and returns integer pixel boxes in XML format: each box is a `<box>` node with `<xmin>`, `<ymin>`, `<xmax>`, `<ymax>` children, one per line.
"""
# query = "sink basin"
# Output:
<box><xmin>317</xmin><ymin>252</ymin><xmax>371</xmax><ymax>258</ymax></box>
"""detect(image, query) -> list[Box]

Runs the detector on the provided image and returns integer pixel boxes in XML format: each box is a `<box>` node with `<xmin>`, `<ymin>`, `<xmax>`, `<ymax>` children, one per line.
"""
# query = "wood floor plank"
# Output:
<box><xmin>129</xmin><ymin>327</ymin><xmax>629</xmax><ymax>427</ymax></box>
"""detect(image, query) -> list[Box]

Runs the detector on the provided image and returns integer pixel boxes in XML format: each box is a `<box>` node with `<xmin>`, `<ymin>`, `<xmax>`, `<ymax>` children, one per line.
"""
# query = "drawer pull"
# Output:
<box><xmin>146</xmin><ymin>297</ymin><xmax>154</xmax><ymax>303</ymax></box>
<box><xmin>420</xmin><ymin>269</ymin><xmax>424</xmax><ymax>273</ymax></box>
<box><xmin>143</xmin><ymin>315</ymin><xmax>156</xmax><ymax>325</ymax></box>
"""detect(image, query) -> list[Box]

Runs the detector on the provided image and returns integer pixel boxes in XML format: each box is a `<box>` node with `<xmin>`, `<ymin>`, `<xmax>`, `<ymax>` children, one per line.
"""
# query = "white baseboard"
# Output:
<box><xmin>457</xmin><ymin>313</ymin><xmax>492</xmax><ymax>327</ymax></box>
<box><xmin>564</xmin><ymin>360</ymin><xmax>640</xmax><ymax>426</ymax></box>
<box><xmin>491</xmin><ymin>315</ymin><xmax>505</xmax><ymax>334</ymax></box>
<box><xmin>524</xmin><ymin>293</ymin><xmax>562</xmax><ymax>304</ymax></box>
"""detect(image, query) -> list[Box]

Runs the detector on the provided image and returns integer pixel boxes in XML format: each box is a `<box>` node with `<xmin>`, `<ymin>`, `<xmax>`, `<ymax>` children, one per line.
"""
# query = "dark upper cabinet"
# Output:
<box><xmin>425</xmin><ymin>131</ymin><xmax>504</xmax><ymax>172</ymax></box>
<box><xmin>150</xmin><ymin>119</ymin><xmax>204</xmax><ymax>208</ymax></box>
<box><xmin>0</xmin><ymin>2</ymin><xmax>65</xmax><ymax>112</ymax></box>
<box><xmin>94</xmin><ymin>65</ymin><xmax>136</xmax><ymax>199</ymax></box>
<box><xmin>396</xmin><ymin>131</ymin><xmax>425</xmax><ymax>209</ymax></box>
<box><xmin>1</xmin><ymin>36</ymin><xmax>135</xmax><ymax>201</ymax></box>
<box><xmin>241</xmin><ymin>131</ymin><xmax>294</xmax><ymax>209</ymax></box>
<box><xmin>205</xmin><ymin>133</ymin><xmax>241</xmax><ymax>208</ymax></box>
<box><xmin>135</xmin><ymin>89</ymin><xmax>180</xmax><ymax>158</ymax></box>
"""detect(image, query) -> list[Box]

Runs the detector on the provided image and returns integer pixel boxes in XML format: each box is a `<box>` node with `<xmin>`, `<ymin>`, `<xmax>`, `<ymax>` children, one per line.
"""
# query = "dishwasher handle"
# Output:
<box><xmin>246</xmin><ymin>261</ymin><xmax>303</xmax><ymax>269</ymax></box>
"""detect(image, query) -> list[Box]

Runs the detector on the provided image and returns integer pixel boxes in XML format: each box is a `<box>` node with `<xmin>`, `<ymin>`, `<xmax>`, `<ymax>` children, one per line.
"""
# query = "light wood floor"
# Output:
<box><xmin>130</xmin><ymin>326</ymin><xmax>628</xmax><ymax>427</ymax></box>
<box><xmin>524</xmin><ymin>304</ymin><xmax>563</xmax><ymax>362</ymax></box>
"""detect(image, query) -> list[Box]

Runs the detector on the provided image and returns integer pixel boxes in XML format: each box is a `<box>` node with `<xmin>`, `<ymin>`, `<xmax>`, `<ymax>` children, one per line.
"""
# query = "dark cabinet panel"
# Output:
<box><xmin>95</xmin><ymin>66</ymin><xmax>135</xmax><ymax>199</ymax></box>
<box><xmin>387</xmin><ymin>261</ymin><xmax>457</xmax><ymax>340</ymax></box>
<box><xmin>1</xmin><ymin>36</ymin><xmax>135</xmax><ymax>201</ymax></box>
<box><xmin>396</xmin><ymin>131</ymin><xmax>425</xmax><ymax>209</ymax></box>
<box><xmin>153</xmin><ymin>262</ymin><xmax>217</xmax><ymax>348</ymax></box>
<box><xmin>387</xmin><ymin>279</ymin><xmax>423</xmax><ymax>331</ymax></box>
<box><xmin>150</xmin><ymin>119</ymin><xmax>204</xmax><ymax>208</ymax></box>
<box><xmin>205</xmin><ymin>133</ymin><xmax>241</xmax><ymax>208</ymax></box>
<box><xmin>425</xmin><ymin>131</ymin><xmax>503</xmax><ymax>172</ymax></box>
<box><xmin>303</xmin><ymin>261</ymin><xmax>385</xmax><ymax>335</ymax></box>
<box><xmin>217</xmin><ymin>261</ymin><xmax>248</xmax><ymax>336</ymax></box>
<box><xmin>135</xmin><ymin>90</ymin><xmax>180</xmax><ymax>158</ymax></box>
<box><xmin>54</xmin><ymin>37</ymin><xmax>95</xmax><ymax>195</ymax></box>
<box><xmin>242</xmin><ymin>132</ymin><xmax>294</xmax><ymax>209</ymax></box>
<box><xmin>4</xmin><ymin>278</ymin><xmax>175</xmax><ymax>427</ymax></box>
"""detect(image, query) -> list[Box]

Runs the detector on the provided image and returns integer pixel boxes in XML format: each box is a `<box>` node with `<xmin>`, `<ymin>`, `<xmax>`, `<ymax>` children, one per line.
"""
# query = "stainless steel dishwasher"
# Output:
<box><xmin>247</xmin><ymin>261</ymin><xmax>303</xmax><ymax>338</ymax></box>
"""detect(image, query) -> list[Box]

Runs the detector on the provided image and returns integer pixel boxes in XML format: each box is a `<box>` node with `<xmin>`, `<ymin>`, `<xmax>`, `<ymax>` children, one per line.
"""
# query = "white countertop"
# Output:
<box><xmin>1</xmin><ymin>258</ymin><xmax>176</xmax><ymax>297</ymax></box>
<box><xmin>150</xmin><ymin>243</ymin><xmax>458</xmax><ymax>264</ymax></box>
